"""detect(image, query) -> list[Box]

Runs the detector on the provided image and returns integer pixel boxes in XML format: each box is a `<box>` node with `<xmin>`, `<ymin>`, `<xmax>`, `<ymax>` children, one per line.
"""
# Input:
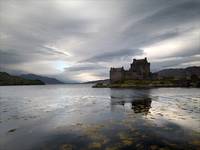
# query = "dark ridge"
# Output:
<box><xmin>0</xmin><ymin>72</ymin><xmax>45</xmax><ymax>85</ymax></box>
<box><xmin>156</xmin><ymin>66</ymin><xmax>200</xmax><ymax>78</ymax></box>
<box><xmin>20</xmin><ymin>74</ymin><xmax>65</xmax><ymax>84</ymax></box>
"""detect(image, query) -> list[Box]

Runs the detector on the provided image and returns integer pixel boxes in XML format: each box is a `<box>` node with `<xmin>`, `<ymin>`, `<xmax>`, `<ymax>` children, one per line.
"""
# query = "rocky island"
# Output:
<box><xmin>93</xmin><ymin>58</ymin><xmax>200</xmax><ymax>88</ymax></box>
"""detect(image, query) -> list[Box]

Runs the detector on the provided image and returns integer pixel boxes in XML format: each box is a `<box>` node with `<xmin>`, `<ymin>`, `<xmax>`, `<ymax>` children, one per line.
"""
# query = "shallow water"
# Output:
<box><xmin>0</xmin><ymin>84</ymin><xmax>200</xmax><ymax>150</ymax></box>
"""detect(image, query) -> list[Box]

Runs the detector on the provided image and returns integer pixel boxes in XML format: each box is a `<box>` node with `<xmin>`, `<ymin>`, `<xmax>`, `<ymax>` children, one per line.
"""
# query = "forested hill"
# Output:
<box><xmin>156</xmin><ymin>66</ymin><xmax>200</xmax><ymax>78</ymax></box>
<box><xmin>0</xmin><ymin>72</ymin><xmax>44</xmax><ymax>85</ymax></box>
<box><xmin>20</xmin><ymin>74</ymin><xmax>64</xmax><ymax>84</ymax></box>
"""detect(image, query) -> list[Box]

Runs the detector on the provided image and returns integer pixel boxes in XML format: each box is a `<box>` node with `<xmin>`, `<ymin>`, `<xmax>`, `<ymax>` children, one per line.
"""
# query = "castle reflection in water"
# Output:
<box><xmin>110</xmin><ymin>89</ymin><xmax>152</xmax><ymax>115</ymax></box>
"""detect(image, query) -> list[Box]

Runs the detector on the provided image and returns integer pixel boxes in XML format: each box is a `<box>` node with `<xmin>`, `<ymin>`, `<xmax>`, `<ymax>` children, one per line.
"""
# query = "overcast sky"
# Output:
<box><xmin>0</xmin><ymin>0</ymin><xmax>200</xmax><ymax>82</ymax></box>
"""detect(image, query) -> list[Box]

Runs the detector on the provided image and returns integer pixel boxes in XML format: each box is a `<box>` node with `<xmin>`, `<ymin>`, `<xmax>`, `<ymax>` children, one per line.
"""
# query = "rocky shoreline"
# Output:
<box><xmin>93</xmin><ymin>79</ymin><xmax>200</xmax><ymax>88</ymax></box>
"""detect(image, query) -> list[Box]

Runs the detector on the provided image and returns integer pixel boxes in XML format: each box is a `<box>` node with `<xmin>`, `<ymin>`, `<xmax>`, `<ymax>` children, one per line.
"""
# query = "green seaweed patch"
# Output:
<box><xmin>149</xmin><ymin>145</ymin><xmax>159</xmax><ymax>150</ymax></box>
<box><xmin>121</xmin><ymin>139</ymin><xmax>133</xmax><ymax>146</ymax></box>
<box><xmin>105</xmin><ymin>143</ymin><xmax>123</xmax><ymax>150</ymax></box>
<box><xmin>80</xmin><ymin>124</ymin><xmax>109</xmax><ymax>147</ymax></box>
<box><xmin>88</xmin><ymin>142</ymin><xmax>102</xmax><ymax>149</ymax></box>
<box><xmin>190</xmin><ymin>140</ymin><xmax>200</xmax><ymax>146</ymax></box>
<box><xmin>118</xmin><ymin>132</ymin><xmax>134</xmax><ymax>146</ymax></box>
<box><xmin>59</xmin><ymin>144</ymin><xmax>73</xmax><ymax>150</ymax></box>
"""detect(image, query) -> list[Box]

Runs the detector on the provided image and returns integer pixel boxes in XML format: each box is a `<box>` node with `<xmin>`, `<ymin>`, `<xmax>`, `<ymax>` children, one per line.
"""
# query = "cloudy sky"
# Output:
<box><xmin>0</xmin><ymin>0</ymin><xmax>200</xmax><ymax>82</ymax></box>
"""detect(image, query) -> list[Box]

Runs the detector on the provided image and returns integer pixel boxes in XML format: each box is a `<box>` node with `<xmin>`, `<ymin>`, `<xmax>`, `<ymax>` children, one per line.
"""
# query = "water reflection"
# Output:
<box><xmin>110</xmin><ymin>89</ymin><xmax>152</xmax><ymax>115</ymax></box>
<box><xmin>131</xmin><ymin>98</ymin><xmax>151</xmax><ymax>114</ymax></box>
<box><xmin>1</xmin><ymin>86</ymin><xmax>200</xmax><ymax>150</ymax></box>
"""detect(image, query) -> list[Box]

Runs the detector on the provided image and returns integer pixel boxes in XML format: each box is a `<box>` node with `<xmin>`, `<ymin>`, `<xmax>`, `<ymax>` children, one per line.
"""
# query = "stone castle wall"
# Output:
<box><xmin>110</xmin><ymin>67</ymin><xmax>125</xmax><ymax>83</ymax></box>
<box><xmin>110</xmin><ymin>58</ymin><xmax>150</xmax><ymax>83</ymax></box>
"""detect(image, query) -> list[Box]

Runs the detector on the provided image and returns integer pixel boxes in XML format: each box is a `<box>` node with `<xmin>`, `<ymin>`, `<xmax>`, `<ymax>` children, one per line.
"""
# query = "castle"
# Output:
<box><xmin>110</xmin><ymin>57</ymin><xmax>150</xmax><ymax>83</ymax></box>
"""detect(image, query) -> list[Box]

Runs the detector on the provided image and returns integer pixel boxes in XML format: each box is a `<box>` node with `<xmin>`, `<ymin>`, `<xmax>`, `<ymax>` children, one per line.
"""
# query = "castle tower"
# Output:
<box><xmin>110</xmin><ymin>57</ymin><xmax>151</xmax><ymax>83</ymax></box>
<box><xmin>130</xmin><ymin>57</ymin><xmax>150</xmax><ymax>78</ymax></box>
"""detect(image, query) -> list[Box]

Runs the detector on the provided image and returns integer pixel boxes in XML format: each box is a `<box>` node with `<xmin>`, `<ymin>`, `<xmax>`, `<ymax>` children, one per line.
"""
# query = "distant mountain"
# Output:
<box><xmin>20</xmin><ymin>74</ymin><xmax>65</xmax><ymax>84</ymax></box>
<box><xmin>156</xmin><ymin>66</ymin><xmax>200</xmax><ymax>78</ymax></box>
<box><xmin>0</xmin><ymin>72</ymin><xmax>44</xmax><ymax>85</ymax></box>
<box><xmin>83</xmin><ymin>79</ymin><xmax>110</xmax><ymax>84</ymax></box>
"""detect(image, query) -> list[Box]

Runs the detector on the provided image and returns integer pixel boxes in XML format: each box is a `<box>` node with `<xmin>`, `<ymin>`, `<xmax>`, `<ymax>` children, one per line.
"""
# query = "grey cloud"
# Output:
<box><xmin>135</xmin><ymin>27</ymin><xmax>194</xmax><ymax>48</ymax></box>
<box><xmin>60</xmin><ymin>63</ymin><xmax>109</xmax><ymax>82</ymax></box>
<box><xmin>0</xmin><ymin>47</ymin><xmax>66</xmax><ymax>66</ymax></box>
<box><xmin>42</xmin><ymin>46</ymin><xmax>69</xmax><ymax>56</ymax></box>
<box><xmin>168</xmin><ymin>45</ymin><xmax>200</xmax><ymax>59</ymax></box>
<box><xmin>65</xmin><ymin>63</ymin><xmax>106</xmax><ymax>72</ymax></box>
<box><xmin>0</xmin><ymin>0</ymin><xmax>199</xmax><ymax>81</ymax></box>
<box><xmin>0</xmin><ymin>50</ymin><xmax>28</xmax><ymax>65</ymax></box>
<box><xmin>120</xmin><ymin>1</ymin><xmax>200</xmax><ymax>47</ymax></box>
<box><xmin>0</xmin><ymin>49</ymin><xmax>48</xmax><ymax>65</ymax></box>
<box><xmin>151</xmin><ymin>55</ymin><xmax>200</xmax><ymax>72</ymax></box>
<box><xmin>0</xmin><ymin>0</ymin><xmax>93</xmax><ymax>66</ymax></box>
<box><xmin>139</xmin><ymin>1</ymin><xmax>200</xmax><ymax>26</ymax></box>
<box><xmin>82</xmin><ymin>48</ymin><xmax>143</xmax><ymax>63</ymax></box>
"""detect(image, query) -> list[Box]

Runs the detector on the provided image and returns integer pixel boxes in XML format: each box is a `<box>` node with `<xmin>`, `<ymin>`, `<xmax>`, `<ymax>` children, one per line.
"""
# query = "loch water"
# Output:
<box><xmin>0</xmin><ymin>84</ymin><xmax>200</xmax><ymax>150</ymax></box>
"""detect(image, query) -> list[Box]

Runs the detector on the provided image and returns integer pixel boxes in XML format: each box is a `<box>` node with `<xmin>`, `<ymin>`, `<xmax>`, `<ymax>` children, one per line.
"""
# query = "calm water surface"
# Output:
<box><xmin>0</xmin><ymin>84</ymin><xmax>200</xmax><ymax>150</ymax></box>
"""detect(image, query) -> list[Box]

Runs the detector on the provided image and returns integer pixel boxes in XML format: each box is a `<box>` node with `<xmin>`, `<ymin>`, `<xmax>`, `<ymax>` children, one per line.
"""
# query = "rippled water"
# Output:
<box><xmin>0</xmin><ymin>84</ymin><xmax>200</xmax><ymax>150</ymax></box>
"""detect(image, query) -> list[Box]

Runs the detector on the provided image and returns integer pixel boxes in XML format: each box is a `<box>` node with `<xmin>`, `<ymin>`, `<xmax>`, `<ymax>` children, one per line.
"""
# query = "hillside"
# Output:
<box><xmin>156</xmin><ymin>66</ymin><xmax>200</xmax><ymax>78</ymax></box>
<box><xmin>0</xmin><ymin>72</ymin><xmax>44</xmax><ymax>85</ymax></box>
<box><xmin>20</xmin><ymin>74</ymin><xmax>64</xmax><ymax>84</ymax></box>
<box><xmin>83</xmin><ymin>79</ymin><xmax>109</xmax><ymax>84</ymax></box>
